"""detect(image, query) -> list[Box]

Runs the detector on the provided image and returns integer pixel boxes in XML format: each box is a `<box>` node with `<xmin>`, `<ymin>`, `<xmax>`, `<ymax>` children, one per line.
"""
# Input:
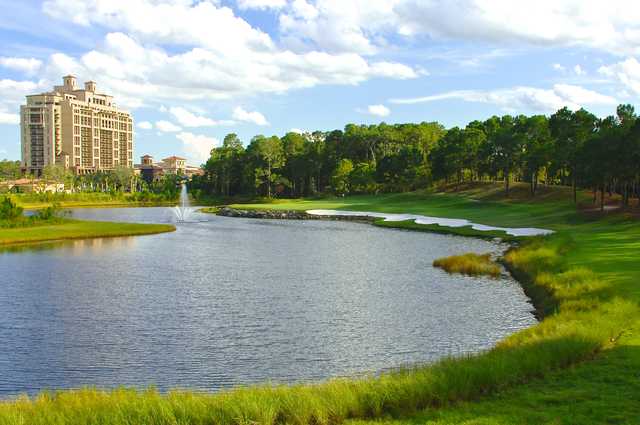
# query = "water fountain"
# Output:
<box><xmin>173</xmin><ymin>183</ymin><xmax>194</xmax><ymax>222</ymax></box>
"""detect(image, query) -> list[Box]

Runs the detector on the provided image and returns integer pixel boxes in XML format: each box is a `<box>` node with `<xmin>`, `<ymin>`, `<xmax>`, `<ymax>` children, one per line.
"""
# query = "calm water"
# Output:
<box><xmin>0</xmin><ymin>207</ymin><xmax>536</xmax><ymax>397</ymax></box>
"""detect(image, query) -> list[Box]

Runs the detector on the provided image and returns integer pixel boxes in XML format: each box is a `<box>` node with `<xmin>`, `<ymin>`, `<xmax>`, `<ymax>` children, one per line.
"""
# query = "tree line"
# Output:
<box><xmin>192</xmin><ymin>104</ymin><xmax>640</xmax><ymax>210</ymax></box>
<box><xmin>0</xmin><ymin>160</ymin><xmax>182</xmax><ymax>202</ymax></box>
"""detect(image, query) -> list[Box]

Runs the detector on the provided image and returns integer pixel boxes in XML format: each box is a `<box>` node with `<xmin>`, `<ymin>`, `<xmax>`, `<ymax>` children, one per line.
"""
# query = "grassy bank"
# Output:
<box><xmin>433</xmin><ymin>253</ymin><xmax>502</xmax><ymax>277</ymax></box>
<box><xmin>10</xmin><ymin>192</ymin><xmax>178</xmax><ymax>210</ymax></box>
<box><xmin>373</xmin><ymin>219</ymin><xmax>517</xmax><ymax>241</ymax></box>
<box><xmin>0</xmin><ymin>219</ymin><xmax>175</xmax><ymax>246</ymax></box>
<box><xmin>1</xmin><ymin>183</ymin><xmax>638</xmax><ymax>423</ymax></box>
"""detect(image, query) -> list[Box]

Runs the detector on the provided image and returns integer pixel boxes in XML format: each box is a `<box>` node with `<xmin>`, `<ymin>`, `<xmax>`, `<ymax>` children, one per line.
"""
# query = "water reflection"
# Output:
<box><xmin>0</xmin><ymin>236</ymin><xmax>137</xmax><ymax>254</ymax></box>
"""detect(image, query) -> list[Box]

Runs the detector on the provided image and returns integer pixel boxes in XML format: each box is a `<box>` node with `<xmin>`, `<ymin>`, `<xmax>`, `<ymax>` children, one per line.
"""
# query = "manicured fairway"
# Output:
<box><xmin>0</xmin><ymin>219</ymin><xmax>175</xmax><ymax>246</ymax></box>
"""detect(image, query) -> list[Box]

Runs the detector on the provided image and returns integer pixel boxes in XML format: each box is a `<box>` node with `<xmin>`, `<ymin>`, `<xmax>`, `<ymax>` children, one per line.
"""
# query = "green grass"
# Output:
<box><xmin>433</xmin><ymin>253</ymin><xmax>502</xmax><ymax>278</ymax></box>
<box><xmin>1</xmin><ymin>182</ymin><xmax>639</xmax><ymax>424</ymax></box>
<box><xmin>373</xmin><ymin>219</ymin><xmax>517</xmax><ymax>241</ymax></box>
<box><xmin>10</xmin><ymin>193</ymin><xmax>177</xmax><ymax>210</ymax></box>
<box><xmin>0</xmin><ymin>219</ymin><xmax>175</xmax><ymax>246</ymax></box>
<box><xmin>229</xmin><ymin>188</ymin><xmax>579</xmax><ymax>230</ymax></box>
<box><xmin>199</xmin><ymin>206</ymin><xmax>221</xmax><ymax>214</ymax></box>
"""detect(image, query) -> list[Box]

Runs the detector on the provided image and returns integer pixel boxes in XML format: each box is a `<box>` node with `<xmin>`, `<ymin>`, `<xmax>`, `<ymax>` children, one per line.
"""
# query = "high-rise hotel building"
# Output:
<box><xmin>20</xmin><ymin>76</ymin><xmax>134</xmax><ymax>175</ymax></box>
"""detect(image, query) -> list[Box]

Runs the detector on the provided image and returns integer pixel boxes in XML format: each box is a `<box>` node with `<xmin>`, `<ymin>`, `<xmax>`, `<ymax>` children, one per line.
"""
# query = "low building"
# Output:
<box><xmin>134</xmin><ymin>155</ymin><xmax>202</xmax><ymax>184</ymax></box>
<box><xmin>161</xmin><ymin>156</ymin><xmax>187</xmax><ymax>174</ymax></box>
<box><xmin>0</xmin><ymin>178</ymin><xmax>66</xmax><ymax>193</ymax></box>
<box><xmin>134</xmin><ymin>155</ymin><xmax>164</xmax><ymax>184</ymax></box>
<box><xmin>184</xmin><ymin>165</ymin><xmax>205</xmax><ymax>178</ymax></box>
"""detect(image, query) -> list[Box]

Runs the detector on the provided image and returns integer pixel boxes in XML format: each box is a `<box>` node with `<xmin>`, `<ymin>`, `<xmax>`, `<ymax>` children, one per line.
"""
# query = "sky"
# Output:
<box><xmin>1</xmin><ymin>0</ymin><xmax>640</xmax><ymax>165</ymax></box>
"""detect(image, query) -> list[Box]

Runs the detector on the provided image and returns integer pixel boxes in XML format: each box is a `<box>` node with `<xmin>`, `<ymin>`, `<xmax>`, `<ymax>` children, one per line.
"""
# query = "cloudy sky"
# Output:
<box><xmin>1</xmin><ymin>0</ymin><xmax>640</xmax><ymax>164</ymax></box>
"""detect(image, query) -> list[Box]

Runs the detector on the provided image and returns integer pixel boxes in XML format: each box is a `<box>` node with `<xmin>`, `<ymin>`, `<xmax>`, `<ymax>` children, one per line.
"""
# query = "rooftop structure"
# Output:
<box><xmin>134</xmin><ymin>155</ymin><xmax>203</xmax><ymax>184</ymax></box>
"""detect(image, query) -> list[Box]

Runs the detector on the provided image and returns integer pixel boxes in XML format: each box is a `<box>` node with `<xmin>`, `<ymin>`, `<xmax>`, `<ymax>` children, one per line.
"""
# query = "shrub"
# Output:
<box><xmin>34</xmin><ymin>202</ymin><xmax>61</xmax><ymax>221</ymax></box>
<box><xmin>433</xmin><ymin>253</ymin><xmax>502</xmax><ymax>277</ymax></box>
<box><xmin>0</xmin><ymin>196</ymin><xmax>23</xmax><ymax>221</ymax></box>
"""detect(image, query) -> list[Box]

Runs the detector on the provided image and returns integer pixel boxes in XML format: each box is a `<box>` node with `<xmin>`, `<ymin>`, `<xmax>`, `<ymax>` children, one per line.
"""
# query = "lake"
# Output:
<box><xmin>0</xmin><ymin>207</ymin><xmax>536</xmax><ymax>397</ymax></box>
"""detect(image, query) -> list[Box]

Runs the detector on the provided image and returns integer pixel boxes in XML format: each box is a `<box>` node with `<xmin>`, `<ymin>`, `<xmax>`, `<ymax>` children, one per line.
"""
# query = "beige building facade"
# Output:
<box><xmin>21</xmin><ymin>76</ymin><xmax>134</xmax><ymax>175</ymax></box>
<box><xmin>161</xmin><ymin>156</ymin><xmax>187</xmax><ymax>174</ymax></box>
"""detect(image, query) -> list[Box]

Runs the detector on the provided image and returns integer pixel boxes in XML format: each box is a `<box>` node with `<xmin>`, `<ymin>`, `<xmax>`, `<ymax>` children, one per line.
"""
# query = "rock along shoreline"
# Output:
<box><xmin>216</xmin><ymin>206</ymin><xmax>376</xmax><ymax>222</ymax></box>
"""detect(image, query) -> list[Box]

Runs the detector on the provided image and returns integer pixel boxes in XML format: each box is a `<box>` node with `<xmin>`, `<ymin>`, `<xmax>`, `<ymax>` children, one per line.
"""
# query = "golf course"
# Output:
<box><xmin>1</xmin><ymin>182</ymin><xmax>638</xmax><ymax>424</ymax></box>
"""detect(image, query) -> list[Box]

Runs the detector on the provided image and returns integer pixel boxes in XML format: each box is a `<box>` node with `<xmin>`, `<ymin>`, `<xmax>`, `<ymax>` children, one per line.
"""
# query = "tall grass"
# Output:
<box><xmin>433</xmin><ymin>253</ymin><xmax>502</xmax><ymax>277</ymax></box>
<box><xmin>10</xmin><ymin>191</ymin><xmax>178</xmax><ymax>209</ymax></box>
<box><xmin>0</xmin><ymin>235</ymin><xmax>635</xmax><ymax>425</ymax></box>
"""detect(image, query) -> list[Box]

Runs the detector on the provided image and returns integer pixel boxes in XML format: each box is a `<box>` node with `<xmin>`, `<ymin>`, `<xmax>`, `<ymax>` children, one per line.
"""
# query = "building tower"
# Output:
<box><xmin>20</xmin><ymin>76</ymin><xmax>134</xmax><ymax>175</ymax></box>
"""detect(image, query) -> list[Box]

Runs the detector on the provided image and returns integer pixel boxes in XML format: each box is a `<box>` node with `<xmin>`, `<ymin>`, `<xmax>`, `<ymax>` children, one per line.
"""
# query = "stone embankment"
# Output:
<box><xmin>217</xmin><ymin>207</ymin><xmax>375</xmax><ymax>222</ymax></box>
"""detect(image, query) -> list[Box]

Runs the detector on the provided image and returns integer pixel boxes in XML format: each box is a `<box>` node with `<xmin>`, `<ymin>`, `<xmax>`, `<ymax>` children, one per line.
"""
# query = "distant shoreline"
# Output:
<box><xmin>0</xmin><ymin>218</ymin><xmax>175</xmax><ymax>247</ymax></box>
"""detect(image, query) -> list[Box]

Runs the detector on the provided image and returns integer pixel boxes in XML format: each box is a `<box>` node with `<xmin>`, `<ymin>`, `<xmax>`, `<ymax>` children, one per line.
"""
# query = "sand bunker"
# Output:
<box><xmin>306</xmin><ymin>209</ymin><xmax>554</xmax><ymax>237</ymax></box>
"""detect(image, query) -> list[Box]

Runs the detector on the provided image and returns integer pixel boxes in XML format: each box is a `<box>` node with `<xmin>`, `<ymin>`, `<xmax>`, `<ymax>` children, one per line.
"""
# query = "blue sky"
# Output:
<box><xmin>1</xmin><ymin>0</ymin><xmax>639</xmax><ymax>165</ymax></box>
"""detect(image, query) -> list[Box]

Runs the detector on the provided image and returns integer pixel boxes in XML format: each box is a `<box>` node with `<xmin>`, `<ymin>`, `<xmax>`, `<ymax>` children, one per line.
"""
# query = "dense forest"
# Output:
<box><xmin>192</xmin><ymin>104</ymin><xmax>640</xmax><ymax>209</ymax></box>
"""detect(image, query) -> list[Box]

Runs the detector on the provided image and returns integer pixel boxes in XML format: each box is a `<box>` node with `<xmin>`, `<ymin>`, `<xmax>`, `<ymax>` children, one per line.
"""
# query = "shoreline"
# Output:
<box><xmin>0</xmin><ymin>219</ymin><xmax>176</xmax><ymax>247</ymax></box>
<box><xmin>21</xmin><ymin>201</ymin><xmax>179</xmax><ymax>211</ymax></box>
<box><xmin>2</xmin><ymin>195</ymin><xmax>635</xmax><ymax>424</ymax></box>
<box><xmin>214</xmin><ymin>206</ymin><xmax>548</xmax><ymax>320</ymax></box>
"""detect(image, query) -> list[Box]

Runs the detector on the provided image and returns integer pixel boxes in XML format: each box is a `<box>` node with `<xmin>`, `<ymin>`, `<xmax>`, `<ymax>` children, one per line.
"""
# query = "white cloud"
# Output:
<box><xmin>0</xmin><ymin>111</ymin><xmax>20</xmax><ymax>125</ymax></box>
<box><xmin>0</xmin><ymin>57</ymin><xmax>43</xmax><ymax>74</ymax></box>
<box><xmin>390</xmin><ymin>84</ymin><xmax>617</xmax><ymax>113</ymax></box>
<box><xmin>176</xmin><ymin>132</ymin><xmax>221</xmax><ymax>164</ymax></box>
<box><xmin>279</xmin><ymin>0</ymin><xmax>396</xmax><ymax>55</ymax></box>
<box><xmin>367</xmin><ymin>104</ymin><xmax>390</xmax><ymax>117</ymax></box>
<box><xmin>31</xmin><ymin>26</ymin><xmax>417</xmax><ymax>109</ymax></box>
<box><xmin>290</xmin><ymin>128</ymin><xmax>307</xmax><ymax>134</ymax></box>
<box><xmin>232</xmin><ymin>106</ymin><xmax>269</xmax><ymax>126</ymax></box>
<box><xmin>393</xmin><ymin>0</ymin><xmax>640</xmax><ymax>56</ymax></box>
<box><xmin>0</xmin><ymin>79</ymin><xmax>40</xmax><ymax>102</ymax></box>
<box><xmin>553</xmin><ymin>63</ymin><xmax>565</xmax><ymax>72</ymax></box>
<box><xmin>43</xmin><ymin>0</ymin><xmax>275</xmax><ymax>53</ymax></box>
<box><xmin>137</xmin><ymin>121</ymin><xmax>153</xmax><ymax>130</ymax></box>
<box><xmin>552</xmin><ymin>84</ymin><xmax>614</xmax><ymax>106</ymax></box>
<box><xmin>276</xmin><ymin>0</ymin><xmax>640</xmax><ymax>57</ymax></box>
<box><xmin>369</xmin><ymin>61</ymin><xmax>417</xmax><ymax>79</ymax></box>
<box><xmin>291</xmin><ymin>0</ymin><xmax>318</xmax><ymax>20</ymax></box>
<box><xmin>155</xmin><ymin>120</ymin><xmax>182</xmax><ymax>133</ymax></box>
<box><xmin>0</xmin><ymin>79</ymin><xmax>45</xmax><ymax>126</ymax></box>
<box><xmin>599</xmin><ymin>57</ymin><xmax>640</xmax><ymax>96</ymax></box>
<box><xmin>237</xmin><ymin>0</ymin><xmax>287</xmax><ymax>10</ymax></box>
<box><xmin>169</xmin><ymin>106</ymin><xmax>235</xmax><ymax>127</ymax></box>
<box><xmin>574</xmin><ymin>64</ymin><xmax>586</xmax><ymax>76</ymax></box>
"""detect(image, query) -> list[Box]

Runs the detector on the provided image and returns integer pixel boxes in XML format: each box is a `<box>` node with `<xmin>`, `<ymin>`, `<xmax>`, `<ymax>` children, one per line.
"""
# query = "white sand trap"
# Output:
<box><xmin>306</xmin><ymin>209</ymin><xmax>554</xmax><ymax>237</ymax></box>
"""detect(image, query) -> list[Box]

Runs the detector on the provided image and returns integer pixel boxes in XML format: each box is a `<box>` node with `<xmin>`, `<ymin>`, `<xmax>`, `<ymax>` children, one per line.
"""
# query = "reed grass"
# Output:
<box><xmin>433</xmin><ymin>253</ymin><xmax>502</xmax><ymax>277</ymax></box>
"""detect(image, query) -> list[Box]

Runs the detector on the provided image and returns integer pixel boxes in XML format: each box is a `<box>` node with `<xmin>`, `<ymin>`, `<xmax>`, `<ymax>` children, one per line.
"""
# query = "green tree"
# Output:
<box><xmin>519</xmin><ymin>115</ymin><xmax>552</xmax><ymax>196</ymax></box>
<box><xmin>349</xmin><ymin>162</ymin><xmax>377</xmax><ymax>193</ymax></box>
<box><xmin>249</xmin><ymin>135</ymin><xmax>284</xmax><ymax>198</ymax></box>
<box><xmin>491</xmin><ymin>115</ymin><xmax>521</xmax><ymax>197</ymax></box>
<box><xmin>112</xmin><ymin>165</ymin><xmax>134</xmax><ymax>192</ymax></box>
<box><xmin>42</xmin><ymin>164</ymin><xmax>72</xmax><ymax>191</ymax></box>
<box><xmin>550</xmin><ymin>107</ymin><xmax>597</xmax><ymax>202</ymax></box>
<box><xmin>0</xmin><ymin>160</ymin><xmax>21</xmax><ymax>181</ymax></box>
<box><xmin>0</xmin><ymin>196</ymin><xmax>23</xmax><ymax>221</ymax></box>
<box><xmin>281</xmin><ymin>132</ymin><xmax>309</xmax><ymax>196</ymax></box>
<box><xmin>331</xmin><ymin>158</ymin><xmax>354</xmax><ymax>195</ymax></box>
